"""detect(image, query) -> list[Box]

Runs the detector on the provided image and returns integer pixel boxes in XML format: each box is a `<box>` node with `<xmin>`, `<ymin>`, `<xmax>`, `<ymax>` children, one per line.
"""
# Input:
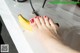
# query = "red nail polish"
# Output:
<box><xmin>45</xmin><ymin>16</ymin><xmax>47</xmax><ymax>18</ymax></box>
<box><xmin>37</xmin><ymin>16</ymin><xmax>39</xmax><ymax>18</ymax></box>
<box><xmin>30</xmin><ymin>18</ymin><xmax>34</xmax><ymax>23</ymax></box>
<box><xmin>35</xmin><ymin>16</ymin><xmax>37</xmax><ymax>18</ymax></box>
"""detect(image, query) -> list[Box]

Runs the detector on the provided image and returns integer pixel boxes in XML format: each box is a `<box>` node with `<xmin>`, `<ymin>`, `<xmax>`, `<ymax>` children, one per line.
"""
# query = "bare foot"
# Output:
<box><xmin>30</xmin><ymin>16</ymin><xmax>60</xmax><ymax>41</ymax></box>
<box><xmin>29</xmin><ymin>16</ymin><xmax>79</xmax><ymax>53</ymax></box>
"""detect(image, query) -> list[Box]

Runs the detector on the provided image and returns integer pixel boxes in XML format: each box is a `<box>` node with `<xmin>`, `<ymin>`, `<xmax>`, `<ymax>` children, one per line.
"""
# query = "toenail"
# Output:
<box><xmin>30</xmin><ymin>18</ymin><xmax>34</xmax><ymax>23</ymax></box>
<box><xmin>35</xmin><ymin>16</ymin><xmax>37</xmax><ymax>18</ymax></box>
<box><xmin>44</xmin><ymin>16</ymin><xmax>47</xmax><ymax>18</ymax></box>
<box><xmin>37</xmin><ymin>16</ymin><xmax>39</xmax><ymax>18</ymax></box>
<box><xmin>39</xmin><ymin>16</ymin><xmax>41</xmax><ymax>17</ymax></box>
<box><xmin>35</xmin><ymin>16</ymin><xmax>39</xmax><ymax>19</ymax></box>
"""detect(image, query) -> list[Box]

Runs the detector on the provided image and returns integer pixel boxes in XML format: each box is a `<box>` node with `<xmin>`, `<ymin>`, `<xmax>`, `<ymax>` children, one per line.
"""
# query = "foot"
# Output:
<box><xmin>29</xmin><ymin>16</ymin><xmax>79</xmax><ymax>53</ymax></box>
<box><xmin>30</xmin><ymin>16</ymin><xmax>60</xmax><ymax>41</ymax></box>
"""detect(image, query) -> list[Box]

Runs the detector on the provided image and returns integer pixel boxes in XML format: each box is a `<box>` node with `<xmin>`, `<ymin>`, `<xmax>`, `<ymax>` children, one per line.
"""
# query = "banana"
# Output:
<box><xmin>18</xmin><ymin>14</ymin><xmax>32</xmax><ymax>31</ymax></box>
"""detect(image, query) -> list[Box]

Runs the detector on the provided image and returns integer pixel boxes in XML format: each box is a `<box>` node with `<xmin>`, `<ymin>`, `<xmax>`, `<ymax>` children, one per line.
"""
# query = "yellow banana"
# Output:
<box><xmin>18</xmin><ymin>14</ymin><xmax>32</xmax><ymax>31</ymax></box>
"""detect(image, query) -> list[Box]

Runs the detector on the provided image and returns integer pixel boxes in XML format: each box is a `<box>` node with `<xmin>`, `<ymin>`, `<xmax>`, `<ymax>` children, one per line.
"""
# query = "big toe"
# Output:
<box><xmin>30</xmin><ymin>18</ymin><xmax>38</xmax><ymax>30</ymax></box>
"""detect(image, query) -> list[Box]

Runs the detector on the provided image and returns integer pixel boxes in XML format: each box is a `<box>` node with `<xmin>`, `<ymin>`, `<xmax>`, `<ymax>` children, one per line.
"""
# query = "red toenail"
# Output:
<box><xmin>37</xmin><ymin>16</ymin><xmax>39</xmax><ymax>18</ymax></box>
<box><xmin>39</xmin><ymin>16</ymin><xmax>41</xmax><ymax>17</ymax></box>
<box><xmin>35</xmin><ymin>16</ymin><xmax>39</xmax><ymax>19</ymax></box>
<box><xmin>45</xmin><ymin>16</ymin><xmax>47</xmax><ymax>18</ymax></box>
<box><xmin>35</xmin><ymin>16</ymin><xmax>37</xmax><ymax>18</ymax></box>
<box><xmin>30</xmin><ymin>18</ymin><xmax>34</xmax><ymax>23</ymax></box>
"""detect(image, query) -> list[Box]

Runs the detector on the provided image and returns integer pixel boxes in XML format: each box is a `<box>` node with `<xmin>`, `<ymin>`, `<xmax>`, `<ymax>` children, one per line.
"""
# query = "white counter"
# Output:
<box><xmin>0</xmin><ymin>0</ymin><xmax>80</xmax><ymax>53</ymax></box>
<box><xmin>0</xmin><ymin>0</ymin><xmax>34</xmax><ymax>53</ymax></box>
<box><xmin>0</xmin><ymin>0</ymin><xmax>48</xmax><ymax>53</ymax></box>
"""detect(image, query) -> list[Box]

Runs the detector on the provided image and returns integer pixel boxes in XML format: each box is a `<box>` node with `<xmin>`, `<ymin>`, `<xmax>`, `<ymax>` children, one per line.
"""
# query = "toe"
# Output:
<box><xmin>49</xmin><ymin>19</ymin><xmax>58</xmax><ymax>31</ymax></box>
<box><xmin>34</xmin><ymin>16</ymin><xmax>41</xmax><ymax>28</ymax></box>
<box><xmin>30</xmin><ymin>18</ymin><xmax>38</xmax><ymax>30</ymax></box>
<box><xmin>39</xmin><ymin>16</ymin><xmax>45</xmax><ymax>26</ymax></box>
<box><xmin>43</xmin><ymin>16</ymin><xmax>51</xmax><ymax>28</ymax></box>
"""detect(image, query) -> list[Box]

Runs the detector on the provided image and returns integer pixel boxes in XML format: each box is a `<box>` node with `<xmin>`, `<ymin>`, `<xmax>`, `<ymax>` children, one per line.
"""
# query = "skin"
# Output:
<box><xmin>29</xmin><ymin>16</ymin><xmax>79</xmax><ymax>53</ymax></box>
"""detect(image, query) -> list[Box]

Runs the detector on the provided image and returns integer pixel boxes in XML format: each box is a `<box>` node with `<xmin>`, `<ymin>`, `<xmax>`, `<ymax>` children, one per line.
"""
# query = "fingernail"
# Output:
<box><xmin>30</xmin><ymin>18</ymin><xmax>34</xmax><ymax>23</ymax></box>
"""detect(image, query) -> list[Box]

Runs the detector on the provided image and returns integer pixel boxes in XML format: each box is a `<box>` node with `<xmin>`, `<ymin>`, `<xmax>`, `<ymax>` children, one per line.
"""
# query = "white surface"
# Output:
<box><xmin>0</xmin><ymin>0</ymin><xmax>80</xmax><ymax>53</ymax></box>
<box><xmin>0</xmin><ymin>0</ymin><xmax>34</xmax><ymax>53</ymax></box>
<box><xmin>0</xmin><ymin>0</ymin><xmax>48</xmax><ymax>53</ymax></box>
